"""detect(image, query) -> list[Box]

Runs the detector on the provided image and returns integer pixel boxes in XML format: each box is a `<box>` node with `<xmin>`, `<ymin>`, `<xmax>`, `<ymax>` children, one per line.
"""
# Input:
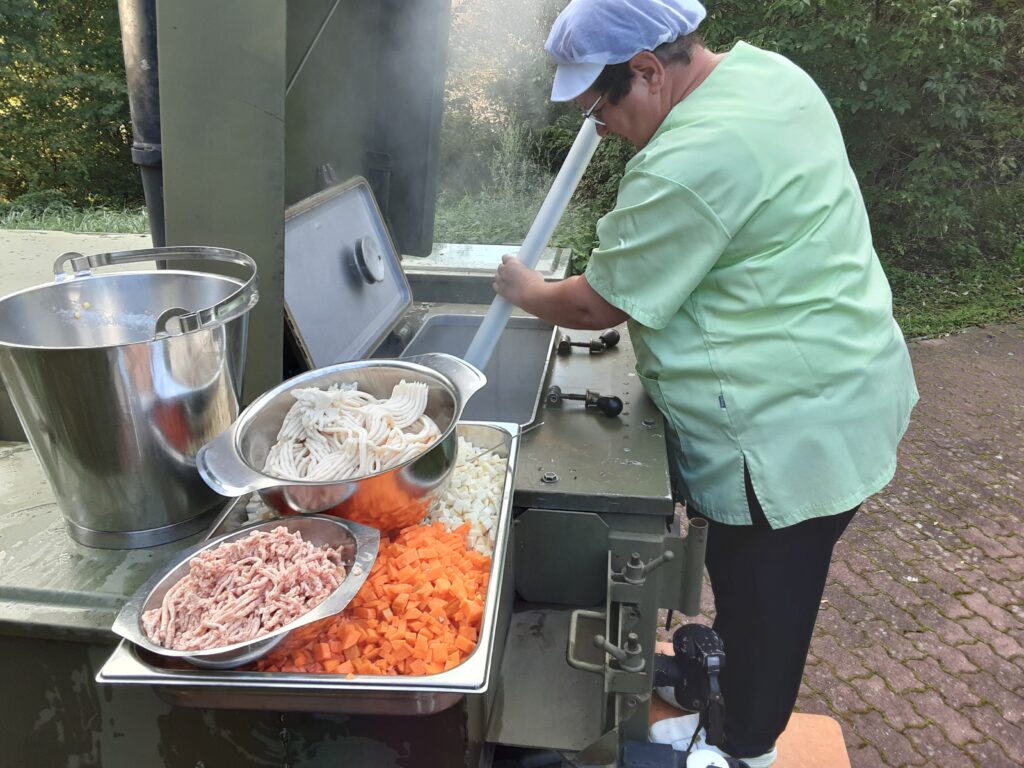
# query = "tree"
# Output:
<box><xmin>703</xmin><ymin>0</ymin><xmax>1023</xmax><ymax>269</ymax></box>
<box><xmin>0</xmin><ymin>0</ymin><xmax>140</xmax><ymax>205</ymax></box>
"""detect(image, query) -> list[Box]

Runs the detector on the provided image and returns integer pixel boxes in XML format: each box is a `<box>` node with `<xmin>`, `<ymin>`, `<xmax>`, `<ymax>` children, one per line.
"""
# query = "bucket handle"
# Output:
<box><xmin>53</xmin><ymin>247</ymin><xmax>259</xmax><ymax>336</ymax></box>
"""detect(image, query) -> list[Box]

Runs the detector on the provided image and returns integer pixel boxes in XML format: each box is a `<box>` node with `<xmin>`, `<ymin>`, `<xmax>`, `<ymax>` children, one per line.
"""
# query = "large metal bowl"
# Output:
<box><xmin>195</xmin><ymin>353</ymin><xmax>485</xmax><ymax>532</ymax></box>
<box><xmin>111</xmin><ymin>515</ymin><xmax>379</xmax><ymax>669</ymax></box>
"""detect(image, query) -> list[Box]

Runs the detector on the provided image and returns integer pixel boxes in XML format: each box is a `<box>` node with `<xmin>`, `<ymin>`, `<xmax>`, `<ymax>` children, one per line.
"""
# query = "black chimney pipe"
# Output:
<box><xmin>117</xmin><ymin>0</ymin><xmax>165</xmax><ymax>246</ymax></box>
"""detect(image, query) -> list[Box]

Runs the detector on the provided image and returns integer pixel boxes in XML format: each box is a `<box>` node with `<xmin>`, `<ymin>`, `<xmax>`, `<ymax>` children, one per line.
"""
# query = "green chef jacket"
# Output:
<box><xmin>584</xmin><ymin>42</ymin><xmax>919</xmax><ymax>527</ymax></box>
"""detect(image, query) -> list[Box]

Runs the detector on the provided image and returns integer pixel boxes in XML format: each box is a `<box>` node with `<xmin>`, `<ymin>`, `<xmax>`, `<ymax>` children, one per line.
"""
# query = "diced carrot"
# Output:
<box><xmin>252</xmin><ymin>520</ymin><xmax>493</xmax><ymax>679</ymax></box>
<box><xmin>421</xmin><ymin>564</ymin><xmax>445</xmax><ymax>582</ymax></box>
<box><xmin>336</xmin><ymin>624</ymin><xmax>361</xmax><ymax>651</ymax></box>
<box><xmin>396</xmin><ymin>548</ymin><xmax>420</xmax><ymax>569</ymax></box>
<box><xmin>451</xmin><ymin>578</ymin><xmax>468</xmax><ymax>600</ymax></box>
<box><xmin>413</xmin><ymin>634</ymin><xmax>430</xmax><ymax>660</ymax></box>
<box><xmin>391</xmin><ymin>641</ymin><xmax>414</xmax><ymax>662</ymax></box>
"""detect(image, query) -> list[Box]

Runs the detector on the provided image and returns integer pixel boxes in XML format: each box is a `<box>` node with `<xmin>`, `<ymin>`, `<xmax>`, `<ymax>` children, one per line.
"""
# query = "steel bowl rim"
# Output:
<box><xmin>230</xmin><ymin>358</ymin><xmax>463</xmax><ymax>488</ymax></box>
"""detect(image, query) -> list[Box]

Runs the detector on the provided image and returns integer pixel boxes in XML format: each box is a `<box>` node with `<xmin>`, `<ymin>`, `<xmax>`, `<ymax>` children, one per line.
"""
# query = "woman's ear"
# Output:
<box><xmin>629</xmin><ymin>51</ymin><xmax>665</xmax><ymax>93</ymax></box>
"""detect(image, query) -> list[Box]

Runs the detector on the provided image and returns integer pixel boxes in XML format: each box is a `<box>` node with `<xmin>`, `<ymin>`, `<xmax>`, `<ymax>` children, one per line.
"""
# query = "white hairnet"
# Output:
<box><xmin>545</xmin><ymin>0</ymin><xmax>707</xmax><ymax>101</ymax></box>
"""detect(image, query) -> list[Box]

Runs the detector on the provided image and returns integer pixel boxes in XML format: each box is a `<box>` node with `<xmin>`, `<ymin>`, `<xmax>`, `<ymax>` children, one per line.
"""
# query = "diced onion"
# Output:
<box><xmin>428</xmin><ymin>437</ymin><xmax>506</xmax><ymax>556</ymax></box>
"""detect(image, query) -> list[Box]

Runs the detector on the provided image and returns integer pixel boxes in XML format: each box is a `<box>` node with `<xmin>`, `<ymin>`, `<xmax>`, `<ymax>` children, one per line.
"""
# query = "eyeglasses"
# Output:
<box><xmin>582</xmin><ymin>93</ymin><xmax>607</xmax><ymax>126</ymax></box>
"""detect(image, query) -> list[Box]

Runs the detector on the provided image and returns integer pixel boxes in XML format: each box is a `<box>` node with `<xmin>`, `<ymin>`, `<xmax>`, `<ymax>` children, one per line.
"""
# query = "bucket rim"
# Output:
<box><xmin>0</xmin><ymin>270</ymin><xmax>252</xmax><ymax>352</ymax></box>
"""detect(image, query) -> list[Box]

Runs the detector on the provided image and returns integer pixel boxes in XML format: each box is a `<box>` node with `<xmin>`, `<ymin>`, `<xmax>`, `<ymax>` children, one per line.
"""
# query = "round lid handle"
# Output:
<box><xmin>353</xmin><ymin>236</ymin><xmax>387</xmax><ymax>284</ymax></box>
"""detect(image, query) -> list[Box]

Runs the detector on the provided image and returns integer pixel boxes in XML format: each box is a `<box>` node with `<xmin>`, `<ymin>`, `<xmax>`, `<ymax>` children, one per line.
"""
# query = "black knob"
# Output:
<box><xmin>600</xmin><ymin>329</ymin><xmax>621</xmax><ymax>349</ymax></box>
<box><xmin>595</xmin><ymin>395</ymin><xmax>623</xmax><ymax>417</ymax></box>
<box><xmin>557</xmin><ymin>330</ymin><xmax>620</xmax><ymax>355</ymax></box>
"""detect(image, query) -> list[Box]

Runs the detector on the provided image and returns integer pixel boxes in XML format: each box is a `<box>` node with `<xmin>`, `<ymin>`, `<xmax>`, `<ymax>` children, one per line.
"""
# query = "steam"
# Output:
<box><xmin>440</xmin><ymin>0</ymin><xmax>568</xmax><ymax>202</ymax></box>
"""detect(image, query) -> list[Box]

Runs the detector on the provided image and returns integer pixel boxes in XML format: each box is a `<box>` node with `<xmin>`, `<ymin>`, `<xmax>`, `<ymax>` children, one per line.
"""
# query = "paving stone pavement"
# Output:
<box><xmin>659</xmin><ymin>322</ymin><xmax>1024</xmax><ymax>767</ymax></box>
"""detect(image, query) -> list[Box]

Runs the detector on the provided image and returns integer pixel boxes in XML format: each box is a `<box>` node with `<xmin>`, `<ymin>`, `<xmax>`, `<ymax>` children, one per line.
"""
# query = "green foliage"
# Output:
<box><xmin>536</xmin><ymin>114</ymin><xmax>634</xmax><ymax>215</ymax></box>
<box><xmin>703</xmin><ymin>0</ymin><xmax>1024</xmax><ymax>273</ymax></box>
<box><xmin>0</xmin><ymin>0</ymin><xmax>140</xmax><ymax>205</ymax></box>
<box><xmin>887</xmin><ymin>258</ymin><xmax>1024</xmax><ymax>337</ymax></box>
<box><xmin>433</xmin><ymin>116</ymin><xmax>599</xmax><ymax>256</ymax></box>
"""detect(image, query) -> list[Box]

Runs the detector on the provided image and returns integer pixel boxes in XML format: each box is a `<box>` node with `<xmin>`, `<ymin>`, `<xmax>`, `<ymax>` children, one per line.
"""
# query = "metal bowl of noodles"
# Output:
<box><xmin>195</xmin><ymin>353</ymin><xmax>486</xmax><ymax>532</ymax></box>
<box><xmin>112</xmin><ymin>515</ymin><xmax>379</xmax><ymax>669</ymax></box>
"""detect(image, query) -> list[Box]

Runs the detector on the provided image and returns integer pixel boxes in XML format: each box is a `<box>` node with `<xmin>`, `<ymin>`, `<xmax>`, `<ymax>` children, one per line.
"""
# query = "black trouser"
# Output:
<box><xmin>692</xmin><ymin>470</ymin><xmax>858</xmax><ymax>759</ymax></box>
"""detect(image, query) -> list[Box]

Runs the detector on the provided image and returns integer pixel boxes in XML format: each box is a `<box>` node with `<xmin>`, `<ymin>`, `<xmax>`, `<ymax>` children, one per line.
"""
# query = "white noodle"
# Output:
<box><xmin>262</xmin><ymin>381</ymin><xmax>441</xmax><ymax>481</ymax></box>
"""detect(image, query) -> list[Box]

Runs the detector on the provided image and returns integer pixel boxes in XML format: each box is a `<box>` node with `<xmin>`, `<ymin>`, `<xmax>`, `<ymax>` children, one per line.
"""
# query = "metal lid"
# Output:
<box><xmin>284</xmin><ymin>177</ymin><xmax>412</xmax><ymax>366</ymax></box>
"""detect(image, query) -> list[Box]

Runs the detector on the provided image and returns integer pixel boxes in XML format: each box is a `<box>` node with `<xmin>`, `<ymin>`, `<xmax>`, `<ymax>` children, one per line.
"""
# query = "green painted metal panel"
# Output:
<box><xmin>157</xmin><ymin>0</ymin><xmax>287</xmax><ymax>402</ymax></box>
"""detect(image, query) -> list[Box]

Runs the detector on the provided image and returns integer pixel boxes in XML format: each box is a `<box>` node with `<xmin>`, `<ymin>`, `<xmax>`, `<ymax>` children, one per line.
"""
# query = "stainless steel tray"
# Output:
<box><xmin>96</xmin><ymin>422</ymin><xmax>519</xmax><ymax>715</ymax></box>
<box><xmin>400</xmin><ymin>315</ymin><xmax>556</xmax><ymax>426</ymax></box>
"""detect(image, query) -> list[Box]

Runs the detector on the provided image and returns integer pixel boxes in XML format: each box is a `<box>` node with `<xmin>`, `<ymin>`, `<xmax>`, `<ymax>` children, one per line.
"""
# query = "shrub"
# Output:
<box><xmin>0</xmin><ymin>0</ymin><xmax>141</xmax><ymax>205</ymax></box>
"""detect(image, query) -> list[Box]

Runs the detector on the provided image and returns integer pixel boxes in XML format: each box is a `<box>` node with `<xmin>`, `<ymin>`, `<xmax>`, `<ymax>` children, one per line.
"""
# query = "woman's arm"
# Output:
<box><xmin>493</xmin><ymin>255</ymin><xmax>629</xmax><ymax>331</ymax></box>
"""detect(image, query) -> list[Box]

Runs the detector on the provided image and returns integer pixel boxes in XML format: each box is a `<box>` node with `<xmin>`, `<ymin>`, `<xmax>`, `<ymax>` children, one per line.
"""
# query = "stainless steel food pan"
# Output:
<box><xmin>111</xmin><ymin>515</ymin><xmax>380</xmax><ymax>668</ymax></box>
<box><xmin>400</xmin><ymin>314</ymin><xmax>556</xmax><ymax>426</ymax></box>
<box><xmin>97</xmin><ymin>422</ymin><xmax>518</xmax><ymax>715</ymax></box>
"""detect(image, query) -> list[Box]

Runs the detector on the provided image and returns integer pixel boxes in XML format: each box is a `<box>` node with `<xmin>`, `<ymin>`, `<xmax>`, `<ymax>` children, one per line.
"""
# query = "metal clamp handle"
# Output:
<box><xmin>567</xmin><ymin>608</ymin><xmax>607</xmax><ymax>674</ymax></box>
<box><xmin>53</xmin><ymin>247</ymin><xmax>259</xmax><ymax>336</ymax></box>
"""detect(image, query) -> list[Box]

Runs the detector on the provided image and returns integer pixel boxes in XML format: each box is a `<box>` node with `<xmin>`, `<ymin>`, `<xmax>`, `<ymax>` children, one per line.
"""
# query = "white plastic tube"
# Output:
<box><xmin>464</xmin><ymin>119</ymin><xmax>602</xmax><ymax>370</ymax></box>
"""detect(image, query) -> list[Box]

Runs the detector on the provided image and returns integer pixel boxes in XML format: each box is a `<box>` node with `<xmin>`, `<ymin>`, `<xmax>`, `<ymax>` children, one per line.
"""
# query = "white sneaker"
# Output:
<box><xmin>700</xmin><ymin>745</ymin><xmax>778</xmax><ymax>768</ymax></box>
<box><xmin>683</xmin><ymin>748</ymin><xmax>731</xmax><ymax>768</ymax></box>
<box><xmin>650</xmin><ymin>713</ymin><xmax>778</xmax><ymax>768</ymax></box>
<box><xmin>650</xmin><ymin>712</ymin><xmax>705</xmax><ymax>749</ymax></box>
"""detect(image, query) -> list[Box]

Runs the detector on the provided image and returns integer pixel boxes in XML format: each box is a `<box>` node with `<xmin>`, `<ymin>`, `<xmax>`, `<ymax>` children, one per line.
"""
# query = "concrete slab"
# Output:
<box><xmin>0</xmin><ymin>230</ymin><xmax>154</xmax><ymax>440</ymax></box>
<box><xmin>0</xmin><ymin>229</ymin><xmax>152</xmax><ymax>297</ymax></box>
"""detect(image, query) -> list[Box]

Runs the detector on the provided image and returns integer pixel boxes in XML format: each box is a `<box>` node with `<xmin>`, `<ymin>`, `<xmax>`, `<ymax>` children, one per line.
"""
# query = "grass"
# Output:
<box><xmin>433</xmin><ymin>188</ymin><xmax>599</xmax><ymax>262</ymax></box>
<box><xmin>0</xmin><ymin>204</ymin><xmax>148</xmax><ymax>233</ymax></box>
<box><xmin>886</xmin><ymin>259</ymin><xmax>1024</xmax><ymax>339</ymax></box>
<box><xmin>4</xmin><ymin>199</ymin><xmax>1020</xmax><ymax>339</ymax></box>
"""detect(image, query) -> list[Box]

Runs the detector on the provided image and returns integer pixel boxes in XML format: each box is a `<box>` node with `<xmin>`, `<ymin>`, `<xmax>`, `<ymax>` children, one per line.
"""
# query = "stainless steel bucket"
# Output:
<box><xmin>0</xmin><ymin>247</ymin><xmax>258</xmax><ymax>548</ymax></box>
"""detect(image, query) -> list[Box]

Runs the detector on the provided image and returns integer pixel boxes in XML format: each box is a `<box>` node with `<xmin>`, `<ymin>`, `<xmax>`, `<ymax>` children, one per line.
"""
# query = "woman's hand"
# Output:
<box><xmin>491</xmin><ymin>255</ymin><xmax>630</xmax><ymax>330</ymax></box>
<box><xmin>493</xmin><ymin>255</ymin><xmax>545</xmax><ymax>307</ymax></box>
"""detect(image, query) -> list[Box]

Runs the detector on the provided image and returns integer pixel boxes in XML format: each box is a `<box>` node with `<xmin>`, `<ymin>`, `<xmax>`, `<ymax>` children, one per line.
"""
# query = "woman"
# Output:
<box><xmin>492</xmin><ymin>0</ymin><xmax>919</xmax><ymax>765</ymax></box>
